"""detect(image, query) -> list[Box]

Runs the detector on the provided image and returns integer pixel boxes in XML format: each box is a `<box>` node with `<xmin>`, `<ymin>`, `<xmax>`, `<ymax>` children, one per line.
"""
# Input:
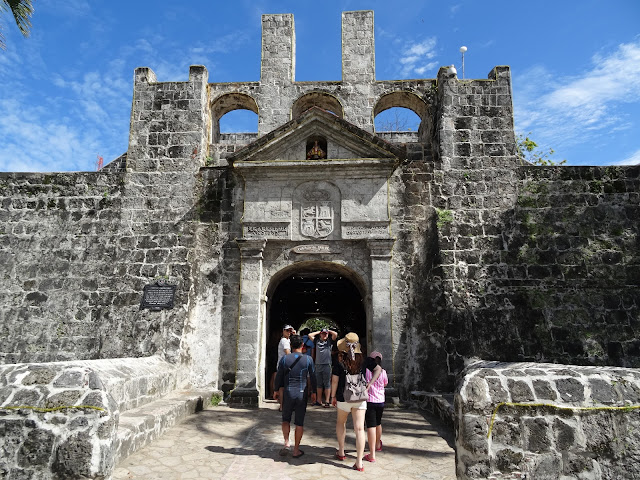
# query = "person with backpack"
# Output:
<box><xmin>329</xmin><ymin>332</ymin><xmax>381</xmax><ymax>472</ymax></box>
<box><xmin>363</xmin><ymin>351</ymin><xmax>388</xmax><ymax>463</ymax></box>
<box><xmin>274</xmin><ymin>335</ymin><xmax>317</xmax><ymax>459</ymax></box>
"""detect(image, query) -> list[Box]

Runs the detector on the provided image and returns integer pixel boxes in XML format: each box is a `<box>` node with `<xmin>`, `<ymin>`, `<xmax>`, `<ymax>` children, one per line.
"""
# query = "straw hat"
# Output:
<box><xmin>337</xmin><ymin>332</ymin><xmax>362</xmax><ymax>354</ymax></box>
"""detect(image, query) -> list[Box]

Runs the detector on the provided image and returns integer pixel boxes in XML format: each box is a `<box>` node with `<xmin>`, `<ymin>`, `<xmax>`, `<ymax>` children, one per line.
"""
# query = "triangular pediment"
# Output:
<box><xmin>228</xmin><ymin>107</ymin><xmax>405</xmax><ymax>163</ymax></box>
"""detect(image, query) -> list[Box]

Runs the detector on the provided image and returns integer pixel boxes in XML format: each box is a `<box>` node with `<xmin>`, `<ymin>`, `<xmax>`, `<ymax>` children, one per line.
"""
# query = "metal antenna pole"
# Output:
<box><xmin>460</xmin><ymin>46</ymin><xmax>467</xmax><ymax>79</ymax></box>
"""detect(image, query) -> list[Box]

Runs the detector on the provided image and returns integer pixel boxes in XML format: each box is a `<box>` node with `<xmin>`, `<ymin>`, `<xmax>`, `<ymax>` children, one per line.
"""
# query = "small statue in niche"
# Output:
<box><xmin>307</xmin><ymin>140</ymin><xmax>326</xmax><ymax>159</ymax></box>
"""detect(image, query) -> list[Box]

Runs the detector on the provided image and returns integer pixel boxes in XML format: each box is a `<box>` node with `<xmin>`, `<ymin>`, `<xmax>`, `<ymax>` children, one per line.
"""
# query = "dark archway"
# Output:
<box><xmin>265</xmin><ymin>265</ymin><xmax>367</xmax><ymax>399</ymax></box>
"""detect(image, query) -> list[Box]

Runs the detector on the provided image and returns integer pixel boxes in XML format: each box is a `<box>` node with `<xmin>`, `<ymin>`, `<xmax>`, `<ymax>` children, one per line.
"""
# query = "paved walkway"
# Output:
<box><xmin>113</xmin><ymin>401</ymin><xmax>456</xmax><ymax>480</ymax></box>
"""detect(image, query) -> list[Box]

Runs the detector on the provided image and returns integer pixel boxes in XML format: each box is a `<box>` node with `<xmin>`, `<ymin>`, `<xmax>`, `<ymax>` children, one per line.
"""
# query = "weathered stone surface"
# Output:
<box><xmin>486</xmin><ymin>377</ymin><xmax>509</xmax><ymax>403</ymax></box>
<box><xmin>553</xmin><ymin>418</ymin><xmax>576</xmax><ymax>451</ymax></box>
<box><xmin>532</xmin><ymin>379</ymin><xmax>557</xmax><ymax>401</ymax></box>
<box><xmin>459</xmin><ymin>415</ymin><xmax>489</xmax><ymax>455</ymax></box>
<box><xmin>46</xmin><ymin>390</ymin><xmax>81</xmax><ymax>408</ymax></box>
<box><xmin>493</xmin><ymin>448</ymin><xmax>524</xmax><ymax>472</ymax></box>
<box><xmin>456</xmin><ymin>362</ymin><xmax>640</xmax><ymax>480</ymax></box>
<box><xmin>17</xmin><ymin>428</ymin><xmax>56</xmax><ymax>467</ymax></box>
<box><xmin>524</xmin><ymin>417</ymin><xmax>551</xmax><ymax>453</ymax></box>
<box><xmin>556</xmin><ymin>378</ymin><xmax>585</xmax><ymax>403</ymax></box>
<box><xmin>589</xmin><ymin>378</ymin><xmax>617</xmax><ymax>404</ymax></box>
<box><xmin>22</xmin><ymin>367</ymin><xmax>57</xmax><ymax>386</ymax></box>
<box><xmin>507</xmin><ymin>379</ymin><xmax>534</xmax><ymax>402</ymax></box>
<box><xmin>52</xmin><ymin>432</ymin><xmax>94</xmax><ymax>478</ymax></box>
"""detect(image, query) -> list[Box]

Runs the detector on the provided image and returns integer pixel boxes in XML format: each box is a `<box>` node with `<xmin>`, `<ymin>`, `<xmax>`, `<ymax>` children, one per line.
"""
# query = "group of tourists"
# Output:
<box><xmin>273</xmin><ymin>327</ymin><xmax>388</xmax><ymax>472</ymax></box>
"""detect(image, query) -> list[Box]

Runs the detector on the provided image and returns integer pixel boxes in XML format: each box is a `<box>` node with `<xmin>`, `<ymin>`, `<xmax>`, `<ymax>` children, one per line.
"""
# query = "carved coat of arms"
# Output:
<box><xmin>301</xmin><ymin>189</ymin><xmax>333</xmax><ymax>238</ymax></box>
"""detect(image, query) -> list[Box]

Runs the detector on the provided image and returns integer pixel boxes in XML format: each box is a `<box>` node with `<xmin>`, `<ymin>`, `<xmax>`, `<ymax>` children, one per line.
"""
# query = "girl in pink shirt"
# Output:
<box><xmin>363</xmin><ymin>351</ymin><xmax>388</xmax><ymax>462</ymax></box>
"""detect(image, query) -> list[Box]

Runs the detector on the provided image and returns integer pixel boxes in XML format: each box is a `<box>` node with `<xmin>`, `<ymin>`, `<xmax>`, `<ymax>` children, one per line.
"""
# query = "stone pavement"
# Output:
<box><xmin>113</xmin><ymin>401</ymin><xmax>456</xmax><ymax>480</ymax></box>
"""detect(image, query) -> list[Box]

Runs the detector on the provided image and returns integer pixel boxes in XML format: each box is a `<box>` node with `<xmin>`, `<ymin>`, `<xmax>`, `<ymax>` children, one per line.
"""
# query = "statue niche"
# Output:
<box><xmin>306</xmin><ymin>136</ymin><xmax>327</xmax><ymax>159</ymax></box>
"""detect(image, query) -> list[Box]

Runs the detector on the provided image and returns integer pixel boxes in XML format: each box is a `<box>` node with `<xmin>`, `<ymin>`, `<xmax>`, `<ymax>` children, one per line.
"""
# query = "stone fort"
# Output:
<box><xmin>1</xmin><ymin>11</ymin><xmax>639</xmax><ymax>480</ymax></box>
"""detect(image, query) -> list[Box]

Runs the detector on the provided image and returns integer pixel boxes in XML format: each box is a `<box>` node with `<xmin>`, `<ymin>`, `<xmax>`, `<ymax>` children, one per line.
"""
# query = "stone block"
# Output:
<box><xmin>532</xmin><ymin>380</ymin><xmax>557</xmax><ymax>401</ymax></box>
<box><xmin>459</xmin><ymin>414</ymin><xmax>489</xmax><ymax>454</ymax></box>
<box><xmin>17</xmin><ymin>429</ymin><xmax>56</xmax><ymax>467</ymax></box>
<box><xmin>556</xmin><ymin>378</ymin><xmax>585</xmax><ymax>403</ymax></box>
<box><xmin>507</xmin><ymin>379</ymin><xmax>534</xmax><ymax>402</ymax></box>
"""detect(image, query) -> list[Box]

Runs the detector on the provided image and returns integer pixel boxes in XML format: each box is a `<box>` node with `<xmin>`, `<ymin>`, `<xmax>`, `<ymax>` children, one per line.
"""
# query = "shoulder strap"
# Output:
<box><xmin>286</xmin><ymin>354</ymin><xmax>302</xmax><ymax>374</ymax></box>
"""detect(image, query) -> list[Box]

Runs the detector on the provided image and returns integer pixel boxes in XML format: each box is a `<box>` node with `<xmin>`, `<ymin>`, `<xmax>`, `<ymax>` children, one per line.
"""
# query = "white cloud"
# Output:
<box><xmin>0</xmin><ymin>99</ymin><xmax>102</xmax><ymax>172</ymax></box>
<box><xmin>543</xmin><ymin>41</ymin><xmax>640</xmax><ymax>113</ymax></box>
<box><xmin>615</xmin><ymin>149</ymin><xmax>640</xmax><ymax>166</ymax></box>
<box><xmin>514</xmin><ymin>39</ymin><xmax>640</xmax><ymax>152</ymax></box>
<box><xmin>398</xmin><ymin>38</ymin><xmax>438</xmax><ymax>78</ymax></box>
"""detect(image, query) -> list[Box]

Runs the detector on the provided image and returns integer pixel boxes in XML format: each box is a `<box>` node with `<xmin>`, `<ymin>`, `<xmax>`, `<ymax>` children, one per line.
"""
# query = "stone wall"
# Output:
<box><xmin>500</xmin><ymin>166</ymin><xmax>639</xmax><ymax>367</ymax></box>
<box><xmin>0</xmin><ymin>356</ymin><xmax>200</xmax><ymax>479</ymax></box>
<box><xmin>0</xmin><ymin>362</ymin><xmax>119</xmax><ymax>479</ymax></box>
<box><xmin>187</xmin><ymin>167</ymin><xmax>242</xmax><ymax>394</ymax></box>
<box><xmin>0</xmin><ymin>172</ymin><xmax>125</xmax><ymax>363</ymax></box>
<box><xmin>455</xmin><ymin>361</ymin><xmax>640</xmax><ymax>479</ymax></box>
<box><xmin>400</xmin><ymin>65</ymin><xmax>521</xmax><ymax>392</ymax></box>
<box><xmin>119</xmin><ymin>64</ymin><xmax>211</xmax><ymax>381</ymax></box>
<box><xmin>394</xmin><ymin>66</ymin><xmax>639</xmax><ymax>393</ymax></box>
<box><xmin>405</xmin><ymin>163</ymin><xmax>639</xmax><ymax>392</ymax></box>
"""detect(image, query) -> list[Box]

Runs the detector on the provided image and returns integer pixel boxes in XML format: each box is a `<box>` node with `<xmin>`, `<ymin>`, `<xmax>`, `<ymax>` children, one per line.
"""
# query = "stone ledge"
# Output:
<box><xmin>87</xmin><ymin>356</ymin><xmax>181</xmax><ymax>413</ymax></box>
<box><xmin>410</xmin><ymin>391</ymin><xmax>455</xmax><ymax>426</ymax></box>
<box><xmin>455</xmin><ymin>360</ymin><xmax>640</xmax><ymax>480</ymax></box>
<box><xmin>114</xmin><ymin>389</ymin><xmax>211</xmax><ymax>465</ymax></box>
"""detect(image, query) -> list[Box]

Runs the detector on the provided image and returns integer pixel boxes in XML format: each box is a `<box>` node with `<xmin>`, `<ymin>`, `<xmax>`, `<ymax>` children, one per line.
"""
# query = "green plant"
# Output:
<box><xmin>517</xmin><ymin>133</ymin><xmax>566</xmax><ymax>166</ymax></box>
<box><xmin>205</xmin><ymin>156</ymin><xmax>215</xmax><ymax>167</ymax></box>
<box><xmin>435</xmin><ymin>208</ymin><xmax>453</xmax><ymax>229</ymax></box>
<box><xmin>0</xmin><ymin>0</ymin><xmax>34</xmax><ymax>50</ymax></box>
<box><xmin>210</xmin><ymin>393</ymin><xmax>223</xmax><ymax>407</ymax></box>
<box><xmin>300</xmin><ymin>317</ymin><xmax>333</xmax><ymax>332</ymax></box>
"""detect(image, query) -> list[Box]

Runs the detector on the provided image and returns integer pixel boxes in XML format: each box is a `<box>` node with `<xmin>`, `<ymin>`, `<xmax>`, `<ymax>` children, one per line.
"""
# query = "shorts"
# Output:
<box><xmin>282</xmin><ymin>393</ymin><xmax>308</xmax><ymax>426</ymax></box>
<box><xmin>365</xmin><ymin>402</ymin><xmax>385</xmax><ymax>428</ymax></box>
<box><xmin>315</xmin><ymin>364</ymin><xmax>332</xmax><ymax>389</ymax></box>
<box><xmin>336</xmin><ymin>400</ymin><xmax>367</xmax><ymax>412</ymax></box>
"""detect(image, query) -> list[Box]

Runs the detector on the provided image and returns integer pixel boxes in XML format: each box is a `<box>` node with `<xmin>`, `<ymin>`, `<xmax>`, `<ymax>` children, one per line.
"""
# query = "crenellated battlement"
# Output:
<box><xmin>127</xmin><ymin>10</ymin><xmax>516</xmax><ymax>172</ymax></box>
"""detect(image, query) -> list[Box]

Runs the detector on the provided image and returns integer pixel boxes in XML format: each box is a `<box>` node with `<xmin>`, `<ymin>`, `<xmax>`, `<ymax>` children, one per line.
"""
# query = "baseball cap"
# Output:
<box><xmin>369</xmin><ymin>351</ymin><xmax>382</xmax><ymax>360</ymax></box>
<box><xmin>283</xmin><ymin>324</ymin><xmax>294</xmax><ymax>330</ymax></box>
<box><xmin>320</xmin><ymin>328</ymin><xmax>328</xmax><ymax>333</ymax></box>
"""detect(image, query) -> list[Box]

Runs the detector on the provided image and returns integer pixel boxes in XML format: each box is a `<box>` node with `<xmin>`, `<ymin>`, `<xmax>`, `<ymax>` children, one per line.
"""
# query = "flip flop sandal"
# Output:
<box><xmin>353</xmin><ymin>464</ymin><xmax>364</xmax><ymax>472</ymax></box>
<box><xmin>363</xmin><ymin>454</ymin><xmax>376</xmax><ymax>462</ymax></box>
<box><xmin>376</xmin><ymin>440</ymin><xmax>383</xmax><ymax>452</ymax></box>
<box><xmin>292</xmin><ymin>450</ymin><xmax>305</xmax><ymax>459</ymax></box>
<box><xmin>335</xmin><ymin>451</ymin><xmax>346</xmax><ymax>461</ymax></box>
<box><xmin>279</xmin><ymin>447</ymin><xmax>289</xmax><ymax>456</ymax></box>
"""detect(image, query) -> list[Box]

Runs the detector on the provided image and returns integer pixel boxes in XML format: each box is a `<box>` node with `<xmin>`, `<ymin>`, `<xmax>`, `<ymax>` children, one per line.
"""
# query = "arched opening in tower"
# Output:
<box><xmin>265</xmin><ymin>267</ymin><xmax>366</xmax><ymax>400</ymax></box>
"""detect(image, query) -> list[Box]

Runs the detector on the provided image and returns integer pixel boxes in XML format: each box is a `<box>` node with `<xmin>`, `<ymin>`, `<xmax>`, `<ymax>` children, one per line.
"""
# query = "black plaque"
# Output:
<box><xmin>140</xmin><ymin>281</ymin><xmax>176</xmax><ymax>311</ymax></box>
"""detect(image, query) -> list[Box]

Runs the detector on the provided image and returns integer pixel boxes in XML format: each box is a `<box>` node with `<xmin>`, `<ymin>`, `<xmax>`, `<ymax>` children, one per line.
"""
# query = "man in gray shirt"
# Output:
<box><xmin>275</xmin><ymin>335</ymin><xmax>317</xmax><ymax>457</ymax></box>
<box><xmin>308</xmin><ymin>327</ymin><xmax>337</xmax><ymax>406</ymax></box>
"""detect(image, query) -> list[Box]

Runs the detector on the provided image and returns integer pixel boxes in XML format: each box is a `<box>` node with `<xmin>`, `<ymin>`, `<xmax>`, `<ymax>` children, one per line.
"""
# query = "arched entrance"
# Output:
<box><xmin>264</xmin><ymin>262</ymin><xmax>367</xmax><ymax>399</ymax></box>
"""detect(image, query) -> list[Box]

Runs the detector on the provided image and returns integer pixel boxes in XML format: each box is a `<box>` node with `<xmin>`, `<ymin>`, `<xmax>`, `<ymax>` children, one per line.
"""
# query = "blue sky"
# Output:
<box><xmin>0</xmin><ymin>0</ymin><xmax>638</xmax><ymax>172</ymax></box>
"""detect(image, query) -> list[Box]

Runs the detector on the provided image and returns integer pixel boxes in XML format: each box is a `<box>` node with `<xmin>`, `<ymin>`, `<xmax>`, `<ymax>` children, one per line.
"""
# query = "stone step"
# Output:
<box><xmin>114</xmin><ymin>390</ymin><xmax>212</xmax><ymax>464</ymax></box>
